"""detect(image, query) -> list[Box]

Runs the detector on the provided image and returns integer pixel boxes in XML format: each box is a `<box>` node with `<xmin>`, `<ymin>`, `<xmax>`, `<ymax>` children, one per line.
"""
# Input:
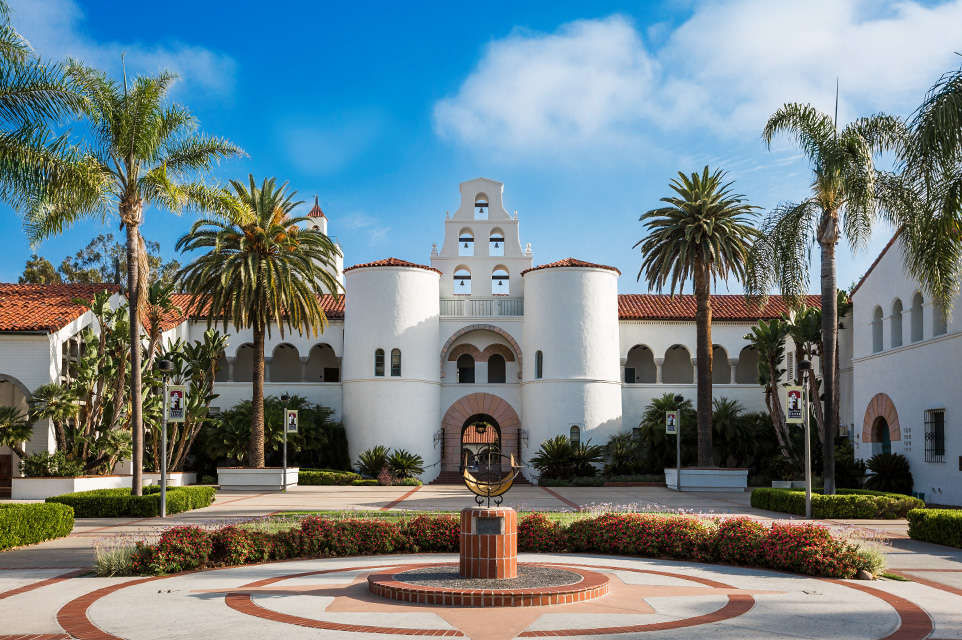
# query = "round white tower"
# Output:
<box><xmin>520</xmin><ymin>259</ymin><xmax>622</xmax><ymax>479</ymax></box>
<box><xmin>342</xmin><ymin>258</ymin><xmax>441</xmax><ymax>481</ymax></box>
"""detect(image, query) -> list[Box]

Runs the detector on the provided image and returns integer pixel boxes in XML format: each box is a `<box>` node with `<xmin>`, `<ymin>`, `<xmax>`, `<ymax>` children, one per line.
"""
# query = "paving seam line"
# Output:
<box><xmin>380</xmin><ymin>486</ymin><xmax>423</xmax><ymax>511</ymax></box>
<box><xmin>0</xmin><ymin>569</ymin><xmax>85</xmax><ymax>601</ymax></box>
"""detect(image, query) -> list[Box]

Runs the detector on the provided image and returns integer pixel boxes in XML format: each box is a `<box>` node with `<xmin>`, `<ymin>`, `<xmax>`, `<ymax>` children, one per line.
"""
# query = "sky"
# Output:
<box><xmin>2</xmin><ymin>0</ymin><xmax>961</xmax><ymax>294</ymax></box>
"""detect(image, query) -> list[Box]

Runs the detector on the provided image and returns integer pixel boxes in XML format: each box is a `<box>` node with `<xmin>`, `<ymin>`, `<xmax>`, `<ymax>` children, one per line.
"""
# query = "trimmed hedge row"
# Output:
<box><xmin>46</xmin><ymin>485</ymin><xmax>216</xmax><ymax>518</ymax></box>
<box><xmin>907</xmin><ymin>509</ymin><xmax>962</xmax><ymax>548</ymax></box>
<box><xmin>750</xmin><ymin>487</ymin><xmax>923</xmax><ymax>519</ymax></box>
<box><xmin>129</xmin><ymin>512</ymin><xmax>864</xmax><ymax>578</ymax></box>
<box><xmin>298</xmin><ymin>469</ymin><xmax>361</xmax><ymax>486</ymax></box>
<box><xmin>0</xmin><ymin>503</ymin><xmax>74</xmax><ymax>551</ymax></box>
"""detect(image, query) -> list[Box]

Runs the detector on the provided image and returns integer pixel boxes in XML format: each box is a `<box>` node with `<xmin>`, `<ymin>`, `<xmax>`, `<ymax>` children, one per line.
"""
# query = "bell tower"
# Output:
<box><xmin>431</xmin><ymin>178</ymin><xmax>533</xmax><ymax>298</ymax></box>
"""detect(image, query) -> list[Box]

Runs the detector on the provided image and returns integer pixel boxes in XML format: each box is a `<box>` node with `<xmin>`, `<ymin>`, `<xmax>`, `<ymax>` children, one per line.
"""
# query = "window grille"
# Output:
<box><xmin>391</xmin><ymin>349</ymin><xmax>401</xmax><ymax>377</ymax></box>
<box><xmin>374</xmin><ymin>349</ymin><xmax>385</xmax><ymax>377</ymax></box>
<box><xmin>535</xmin><ymin>351</ymin><xmax>543</xmax><ymax>379</ymax></box>
<box><xmin>924</xmin><ymin>409</ymin><xmax>945</xmax><ymax>463</ymax></box>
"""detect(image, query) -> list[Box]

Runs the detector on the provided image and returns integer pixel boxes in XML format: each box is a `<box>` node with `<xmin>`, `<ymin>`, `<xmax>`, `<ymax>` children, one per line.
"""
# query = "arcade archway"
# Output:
<box><xmin>440</xmin><ymin>393</ymin><xmax>519</xmax><ymax>473</ymax></box>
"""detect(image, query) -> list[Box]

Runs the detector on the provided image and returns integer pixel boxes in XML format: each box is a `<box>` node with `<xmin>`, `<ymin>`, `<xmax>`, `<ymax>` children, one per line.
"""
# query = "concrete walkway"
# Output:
<box><xmin>2</xmin><ymin>485</ymin><xmax>960</xmax><ymax>639</ymax></box>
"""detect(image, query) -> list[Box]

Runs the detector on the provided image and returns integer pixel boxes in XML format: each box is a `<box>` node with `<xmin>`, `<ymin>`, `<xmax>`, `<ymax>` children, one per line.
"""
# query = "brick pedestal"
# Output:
<box><xmin>459</xmin><ymin>506</ymin><xmax>517</xmax><ymax>579</ymax></box>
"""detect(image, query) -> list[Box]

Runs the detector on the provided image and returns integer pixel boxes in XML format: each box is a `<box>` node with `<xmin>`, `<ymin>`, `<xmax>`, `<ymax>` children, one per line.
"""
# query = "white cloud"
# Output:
<box><xmin>339</xmin><ymin>212</ymin><xmax>391</xmax><ymax>247</ymax></box>
<box><xmin>434</xmin><ymin>0</ymin><xmax>962</xmax><ymax>155</ymax></box>
<box><xmin>8</xmin><ymin>0</ymin><xmax>236</xmax><ymax>102</ymax></box>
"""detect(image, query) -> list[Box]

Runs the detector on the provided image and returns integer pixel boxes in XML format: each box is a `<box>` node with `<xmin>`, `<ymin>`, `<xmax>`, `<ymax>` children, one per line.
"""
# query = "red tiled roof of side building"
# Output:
<box><xmin>343</xmin><ymin>257</ymin><xmax>442</xmax><ymax>275</ymax></box>
<box><xmin>617</xmin><ymin>294</ymin><xmax>821</xmax><ymax>321</ymax></box>
<box><xmin>0</xmin><ymin>283</ymin><xmax>121</xmax><ymax>333</ymax></box>
<box><xmin>521</xmin><ymin>258</ymin><xmax>622</xmax><ymax>276</ymax></box>
<box><xmin>167</xmin><ymin>293</ymin><xmax>345</xmax><ymax>326</ymax></box>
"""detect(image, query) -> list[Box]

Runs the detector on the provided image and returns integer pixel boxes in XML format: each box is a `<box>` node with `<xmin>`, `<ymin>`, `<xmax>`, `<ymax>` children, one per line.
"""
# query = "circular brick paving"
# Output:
<box><xmin>368</xmin><ymin>563</ymin><xmax>608</xmax><ymax>607</ymax></box>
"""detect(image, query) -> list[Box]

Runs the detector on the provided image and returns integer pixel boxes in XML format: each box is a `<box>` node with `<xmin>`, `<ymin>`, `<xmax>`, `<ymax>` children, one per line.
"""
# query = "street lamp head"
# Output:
<box><xmin>281</xmin><ymin>393</ymin><xmax>291</xmax><ymax>404</ymax></box>
<box><xmin>158</xmin><ymin>359</ymin><xmax>174</xmax><ymax>373</ymax></box>
<box><xmin>673</xmin><ymin>394</ymin><xmax>684</xmax><ymax>405</ymax></box>
<box><xmin>799</xmin><ymin>360</ymin><xmax>812</xmax><ymax>372</ymax></box>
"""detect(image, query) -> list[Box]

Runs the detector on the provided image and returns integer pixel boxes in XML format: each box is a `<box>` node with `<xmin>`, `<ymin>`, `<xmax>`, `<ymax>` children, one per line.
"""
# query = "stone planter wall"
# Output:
<box><xmin>11</xmin><ymin>474</ymin><xmax>130</xmax><ymax>500</ymax></box>
<box><xmin>664</xmin><ymin>468</ymin><xmax>748</xmax><ymax>492</ymax></box>
<box><xmin>142</xmin><ymin>472</ymin><xmax>198</xmax><ymax>487</ymax></box>
<box><xmin>217</xmin><ymin>467</ymin><xmax>299</xmax><ymax>491</ymax></box>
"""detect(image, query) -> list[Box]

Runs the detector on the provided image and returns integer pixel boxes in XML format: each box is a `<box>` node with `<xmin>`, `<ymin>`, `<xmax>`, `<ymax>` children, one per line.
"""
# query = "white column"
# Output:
<box><xmin>730</xmin><ymin>360</ymin><xmax>738</xmax><ymax>385</ymax></box>
<box><xmin>300</xmin><ymin>357</ymin><xmax>310</xmax><ymax>382</ymax></box>
<box><xmin>654</xmin><ymin>358</ymin><xmax>664</xmax><ymax>384</ymax></box>
<box><xmin>264</xmin><ymin>357</ymin><xmax>272</xmax><ymax>383</ymax></box>
<box><xmin>226</xmin><ymin>356</ymin><xmax>235</xmax><ymax>382</ymax></box>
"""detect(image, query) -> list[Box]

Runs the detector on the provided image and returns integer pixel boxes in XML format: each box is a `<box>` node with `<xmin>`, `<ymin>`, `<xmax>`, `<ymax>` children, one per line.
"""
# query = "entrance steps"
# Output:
<box><xmin>429</xmin><ymin>471</ymin><xmax>531</xmax><ymax>485</ymax></box>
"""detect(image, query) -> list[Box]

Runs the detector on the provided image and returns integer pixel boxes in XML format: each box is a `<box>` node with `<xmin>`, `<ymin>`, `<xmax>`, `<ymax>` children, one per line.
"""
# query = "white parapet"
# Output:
<box><xmin>11</xmin><ymin>474</ymin><xmax>131</xmax><ymax>500</ymax></box>
<box><xmin>664</xmin><ymin>468</ymin><xmax>748</xmax><ymax>492</ymax></box>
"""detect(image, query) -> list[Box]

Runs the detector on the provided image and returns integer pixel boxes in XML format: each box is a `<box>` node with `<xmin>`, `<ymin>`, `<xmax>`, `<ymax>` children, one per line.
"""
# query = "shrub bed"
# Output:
<box><xmin>298</xmin><ymin>469</ymin><xmax>361</xmax><ymax>486</ymax></box>
<box><xmin>750</xmin><ymin>487</ymin><xmax>923</xmax><ymax>519</ymax></box>
<box><xmin>126</xmin><ymin>512</ymin><xmax>863</xmax><ymax>578</ymax></box>
<box><xmin>907</xmin><ymin>509</ymin><xmax>962</xmax><ymax>548</ymax></box>
<box><xmin>0</xmin><ymin>503</ymin><xmax>75</xmax><ymax>551</ymax></box>
<box><xmin>46</xmin><ymin>485</ymin><xmax>216</xmax><ymax>517</ymax></box>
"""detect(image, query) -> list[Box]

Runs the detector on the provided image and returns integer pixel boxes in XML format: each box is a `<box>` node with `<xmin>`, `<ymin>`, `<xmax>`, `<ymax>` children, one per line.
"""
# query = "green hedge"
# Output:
<box><xmin>351</xmin><ymin>479</ymin><xmax>379</xmax><ymax>486</ymax></box>
<box><xmin>298</xmin><ymin>469</ymin><xmax>361</xmax><ymax>485</ymax></box>
<box><xmin>46</xmin><ymin>486</ymin><xmax>216</xmax><ymax>518</ymax></box>
<box><xmin>907</xmin><ymin>509</ymin><xmax>962</xmax><ymax>548</ymax></box>
<box><xmin>0</xmin><ymin>503</ymin><xmax>75</xmax><ymax>551</ymax></box>
<box><xmin>751</xmin><ymin>487</ymin><xmax>924</xmax><ymax>519</ymax></box>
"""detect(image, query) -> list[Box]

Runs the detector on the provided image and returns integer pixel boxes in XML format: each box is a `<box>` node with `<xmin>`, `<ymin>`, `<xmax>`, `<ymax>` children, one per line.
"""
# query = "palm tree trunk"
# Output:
<box><xmin>820</xmin><ymin>239</ymin><xmax>837</xmax><ymax>495</ymax></box>
<box><xmin>250</xmin><ymin>322</ymin><xmax>266</xmax><ymax>468</ymax></box>
<box><xmin>127</xmin><ymin>220</ymin><xmax>144</xmax><ymax>495</ymax></box>
<box><xmin>693</xmin><ymin>256</ymin><xmax>713</xmax><ymax>467</ymax></box>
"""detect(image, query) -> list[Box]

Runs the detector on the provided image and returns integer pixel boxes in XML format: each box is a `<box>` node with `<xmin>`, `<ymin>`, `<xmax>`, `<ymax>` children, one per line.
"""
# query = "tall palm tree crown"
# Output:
<box><xmin>176</xmin><ymin>175</ymin><xmax>342</xmax><ymax>468</ymax></box>
<box><xmin>22</xmin><ymin>64</ymin><xmax>242</xmax><ymax>493</ymax></box>
<box><xmin>747</xmin><ymin>103</ymin><xmax>909</xmax><ymax>494</ymax></box>
<box><xmin>635</xmin><ymin>166</ymin><xmax>760</xmax><ymax>467</ymax></box>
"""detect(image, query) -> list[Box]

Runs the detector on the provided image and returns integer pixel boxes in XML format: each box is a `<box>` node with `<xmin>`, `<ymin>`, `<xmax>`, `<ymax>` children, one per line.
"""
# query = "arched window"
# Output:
<box><xmin>234</xmin><ymin>344</ymin><xmax>255</xmax><ymax>382</ymax></box>
<box><xmin>457</xmin><ymin>354</ymin><xmax>475</xmax><ymax>383</ymax></box>
<box><xmin>535</xmin><ymin>351</ymin><xmax>543</xmax><ymax>379</ymax></box>
<box><xmin>487</xmin><ymin>354</ymin><xmax>506</xmax><ymax>383</ymax></box>
<box><xmin>872</xmin><ymin>306</ymin><xmax>883</xmax><ymax>353</ymax></box>
<box><xmin>489</xmin><ymin>228</ymin><xmax>505</xmax><ymax>257</ymax></box>
<box><xmin>271</xmin><ymin>343</ymin><xmax>301</xmax><ymax>382</ymax></box>
<box><xmin>492</xmin><ymin>267</ymin><xmax>509</xmax><ymax>295</ymax></box>
<box><xmin>458</xmin><ymin>228</ymin><xmax>474</xmax><ymax>257</ymax></box>
<box><xmin>391</xmin><ymin>348</ymin><xmax>401</xmax><ymax>377</ymax></box>
<box><xmin>570</xmin><ymin>425</ymin><xmax>581</xmax><ymax>446</ymax></box>
<box><xmin>663</xmin><ymin>345</ymin><xmax>693</xmax><ymax>384</ymax></box>
<box><xmin>625</xmin><ymin>345</ymin><xmax>656</xmax><ymax>383</ymax></box>
<box><xmin>454</xmin><ymin>268</ymin><xmax>472</xmax><ymax>294</ymax></box>
<box><xmin>911</xmin><ymin>292</ymin><xmax>924</xmax><ymax>342</ymax></box>
<box><xmin>712</xmin><ymin>345</ymin><xmax>730</xmax><ymax>384</ymax></box>
<box><xmin>475</xmin><ymin>194</ymin><xmax>488</xmax><ymax>220</ymax></box>
<box><xmin>891</xmin><ymin>299</ymin><xmax>903</xmax><ymax>348</ymax></box>
<box><xmin>374</xmin><ymin>349</ymin><xmax>385</xmax><ymax>377</ymax></box>
<box><xmin>734</xmin><ymin>346</ymin><xmax>759</xmax><ymax>384</ymax></box>
<box><xmin>933</xmin><ymin>303</ymin><xmax>948</xmax><ymax>336</ymax></box>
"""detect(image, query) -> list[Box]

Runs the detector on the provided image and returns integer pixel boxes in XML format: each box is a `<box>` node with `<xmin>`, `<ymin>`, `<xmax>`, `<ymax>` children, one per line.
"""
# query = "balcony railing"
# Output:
<box><xmin>440</xmin><ymin>298</ymin><xmax>524</xmax><ymax>317</ymax></box>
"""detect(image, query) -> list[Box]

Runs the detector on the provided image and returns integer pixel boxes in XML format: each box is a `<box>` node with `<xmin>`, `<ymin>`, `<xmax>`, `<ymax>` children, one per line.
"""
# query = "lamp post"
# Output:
<box><xmin>799</xmin><ymin>360</ymin><xmax>813</xmax><ymax>519</ymax></box>
<box><xmin>157</xmin><ymin>359</ymin><xmax>174</xmax><ymax>518</ymax></box>
<box><xmin>281</xmin><ymin>393</ymin><xmax>291</xmax><ymax>491</ymax></box>
<box><xmin>674</xmin><ymin>394</ymin><xmax>684</xmax><ymax>491</ymax></box>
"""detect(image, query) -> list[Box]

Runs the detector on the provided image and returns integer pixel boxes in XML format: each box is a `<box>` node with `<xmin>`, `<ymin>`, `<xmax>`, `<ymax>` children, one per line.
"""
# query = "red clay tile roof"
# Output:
<box><xmin>521</xmin><ymin>258</ymin><xmax>622</xmax><ymax>276</ymax></box>
<box><xmin>319</xmin><ymin>294</ymin><xmax>344</xmax><ymax>319</ymax></box>
<box><xmin>308</xmin><ymin>195</ymin><xmax>326</xmax><ymax>219</ymax></box>
<box><xmin>343</xmin><ymin>257</ymin><xmax>442</xmax><ymax>275</ymax></box>
<box><xmin>0</xmin><ymin>283</ymin><xmax>121</xmax><ymax>333</ymax></box>
<box><xmin>850</xmin><ymin>231</ymin><xmax>901</xmax><ymax>297</ymax></box>
<box><xmin>169</xmin><ymin>293</ymin><xmax>344</xmax><ymax>324</ymax></box>
<box><xmin>617</xmin><ymin>294</ymin><xmax>821</xmax><ymax>321</ymax></box>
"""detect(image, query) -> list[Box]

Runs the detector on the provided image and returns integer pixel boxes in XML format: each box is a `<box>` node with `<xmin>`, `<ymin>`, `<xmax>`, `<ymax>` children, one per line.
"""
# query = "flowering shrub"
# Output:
<box><xmin>124</xmin><ymin>512</ymin><xmax>860</xmax><ymax>579</ymax></box>
<box><xmin>518</xmin><ymin>513</ymin><xmax>562</xmax><ymax>552</ymax></box>
<box><xmin>403</xmin><ymin>515</ymin><xmax>459</xmax><ymax>552</ymax></box>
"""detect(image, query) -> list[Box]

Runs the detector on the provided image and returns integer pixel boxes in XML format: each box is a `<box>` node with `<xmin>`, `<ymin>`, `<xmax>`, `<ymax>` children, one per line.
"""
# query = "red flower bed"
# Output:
<box><xmin>127</xmin><ymin>513</ymin><xmax>860</xmax><ymax>579</ymax></box>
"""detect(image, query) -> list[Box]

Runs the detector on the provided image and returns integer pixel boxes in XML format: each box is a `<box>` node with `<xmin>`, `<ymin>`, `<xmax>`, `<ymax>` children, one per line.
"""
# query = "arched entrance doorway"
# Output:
<box><xmin>460</xmin><ymin>414</ymin><xmax>501</xmax><ymax>479</ymax></box>
<box><xmin>440</xmin><ymin>393</ymin><xmax>519</xmax><ymax>473</ymax></box>
<box><xmin>872</xmin><ymin>417</ymin><xmax>891</xmax><ymax>455</ymax></box>
<box><xmin>0</xmin><ymin>374</ymin><xmax>31</xmax><ymax>498</ymax></box>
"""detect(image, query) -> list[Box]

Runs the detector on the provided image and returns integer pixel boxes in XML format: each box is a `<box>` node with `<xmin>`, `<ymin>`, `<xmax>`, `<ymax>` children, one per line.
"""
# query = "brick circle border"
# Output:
<box><xmin>368</xmin><ymin>563</ymin><xmax>609</xmax><ymax>607</ymax></box>
<box><xmin>55</xmin><ymin>560</ymin><xmax>936</xmax><ymax>640</ymax></box>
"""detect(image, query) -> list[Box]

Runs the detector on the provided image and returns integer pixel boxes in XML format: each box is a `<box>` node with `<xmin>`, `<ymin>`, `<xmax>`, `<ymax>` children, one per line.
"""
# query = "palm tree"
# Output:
<box><xmin>28</xmin><ymin>383</ymin><xmax>79</xmax><ymax>453</ymax></box>
<box><xmin>0</xmin><ymin>1</ymin><xmax>88</xmax><ymax>211</ymax></box>
<box><xmin>0</xmin><ymin>405</ymin><xmax>31</xmax><ymax>458</ymax></box>
<box><xmin>635</xmin><ymin>167</ymin><xmax>760</xmax><ymax>467</ymax></box>
<box><xmin>22</xmin><ymin>65</ymin><xmax>242</xmax><ymax>494</ymax></box>
<box><xmin>176</xmin><ymin>175</ymin><xmax>341</xmax><ymax>468</ymax></box>
<box><xmin>747</xmin><ymin>103</ymin><xmax>909</xmax><ymax>494</ymax></box>
<box><xmin>901</xmin><ymin>65</ymin><xmax>962</xmax><ymax>312</ymax></box>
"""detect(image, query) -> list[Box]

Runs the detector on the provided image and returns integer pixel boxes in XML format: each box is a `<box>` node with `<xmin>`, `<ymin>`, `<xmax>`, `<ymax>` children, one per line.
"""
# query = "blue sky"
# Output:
<box><xmin>2</xmin><ymin>0</ymin><xmax>961</xmax><ymax>294</ymax></box>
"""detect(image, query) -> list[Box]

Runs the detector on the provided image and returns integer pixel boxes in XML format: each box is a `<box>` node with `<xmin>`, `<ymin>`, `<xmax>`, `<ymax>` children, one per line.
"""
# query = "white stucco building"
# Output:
<box><xmin>840</xmin><ymin>233</ymin><xmax>962</xmax><ymax>505</ymax></box>
<box><xmin>1</xmin><ymin>178</ymin><xmax>823</xmax><ymax>489</ymax></box>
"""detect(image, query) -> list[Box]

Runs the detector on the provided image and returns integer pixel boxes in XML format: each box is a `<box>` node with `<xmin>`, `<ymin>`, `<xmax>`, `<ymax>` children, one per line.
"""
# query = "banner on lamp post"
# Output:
<box><xmin>785</xmin><ymin>386</ymin><xmax>804</xmax><ymax>424</ymax></box>
<box><xmin>665</xmin><ymin>410</ymin><xmax>679</xmax><ymax>435</ymax></box>
<box><xmin>166</xmin><ymin>385</ymin><xmax>187</xmax><ymax>423</ymax></box>
<box><xmin>285</xmin><ymin>409</ymin><xmax>298</xmax><ymax>433</ymax></box>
